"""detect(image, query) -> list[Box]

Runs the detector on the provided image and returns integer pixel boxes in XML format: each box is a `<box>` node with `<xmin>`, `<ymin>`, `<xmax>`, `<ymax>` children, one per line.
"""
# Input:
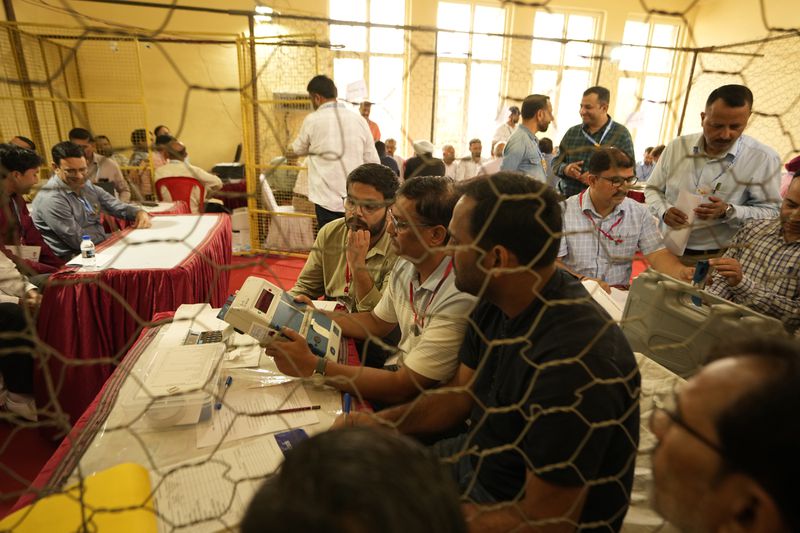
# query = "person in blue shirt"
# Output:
<box><xmin>501</xmin><ymin>94</ymin><xmax>553</xmax><ymax>182</ymax></box>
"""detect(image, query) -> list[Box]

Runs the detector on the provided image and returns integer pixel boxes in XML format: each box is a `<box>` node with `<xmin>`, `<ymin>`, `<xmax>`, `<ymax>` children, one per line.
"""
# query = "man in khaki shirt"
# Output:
<box><xmin>289</xmin><ymin>163</ymin><xmax>399</xmax><ymax>314</ymax></box>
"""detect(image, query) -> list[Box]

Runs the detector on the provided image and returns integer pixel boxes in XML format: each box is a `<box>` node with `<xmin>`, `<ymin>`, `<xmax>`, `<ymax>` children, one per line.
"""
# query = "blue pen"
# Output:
<box><xmin>343</xmin><ymin>393</ymin><xmax>352</xmax><ymax>424</ymax></box>
<box><xmin>215</xmin><ymin>375</ymin><xmax>233</xmax><ymax>410</ymax></box>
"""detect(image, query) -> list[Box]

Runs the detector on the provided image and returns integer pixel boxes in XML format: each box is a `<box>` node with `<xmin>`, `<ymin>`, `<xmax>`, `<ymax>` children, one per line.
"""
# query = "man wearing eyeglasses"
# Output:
<box><xmin>290</xmin><ymin>163</ymin><xmax>399</xmax><ymax>316</ymax></box>
<box><xmin>650</xmin><ymin>335</ymin><xmax>799</xmax><ymax>532</ymax></box>
<box><xmin>270</xmin><ymin>176</ymin><xmax>475</xmax><ymax>406</ymax></box>
<box><xmin>558</xmin><ymin>147</ymin><xmax>693</xmax><ymax>290</ymax></box>
<box><xmin>31</xmin><ymin>142</ymin><xmax>151</xmax><ymax>260</ymax></box>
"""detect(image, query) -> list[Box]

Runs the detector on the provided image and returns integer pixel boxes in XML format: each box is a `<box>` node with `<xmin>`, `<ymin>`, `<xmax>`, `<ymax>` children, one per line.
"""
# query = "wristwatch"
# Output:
<box><xmin>723</xmin><ymin>203</ymin><xmax>735</xmax><ymax>219</ymax></box>
<box><xmin>313</xmin><ymin>356</ymin><xmax>328</xmax><ymax>376</ymax></box>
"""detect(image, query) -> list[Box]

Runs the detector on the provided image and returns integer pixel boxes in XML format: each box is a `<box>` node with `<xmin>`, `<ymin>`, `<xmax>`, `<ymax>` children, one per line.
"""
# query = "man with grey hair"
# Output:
<box><xmin>442</xmin><ymin>144</ymin><xmax>457</xmax><ymax>179</ymax></box>
<box><xmin>501</xmin><ymin>94</ymin><xmax>553</xmax><ymax>182</ymax></box>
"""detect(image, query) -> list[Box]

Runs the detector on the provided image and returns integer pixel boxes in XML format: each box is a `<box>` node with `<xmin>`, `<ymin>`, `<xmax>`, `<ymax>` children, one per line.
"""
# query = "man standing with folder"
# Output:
<box><xmin>645</xmin><ymin>84</ymin><xmax>781</xmax><ymax>264</ymax></box>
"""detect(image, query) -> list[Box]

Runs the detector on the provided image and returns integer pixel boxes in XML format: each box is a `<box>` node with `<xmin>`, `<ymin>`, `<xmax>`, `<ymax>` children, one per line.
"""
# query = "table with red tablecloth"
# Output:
<box><xmin>219</xmin><ymin>180</ymin><xmax>247</xmax><ymax>211</ymax></box>
<box><xmin>102</xmin><ymin>200</ymin><xmax>190</xmax><ymax>233</ymax></box>
<box><xmin>35</xmin><ymin>214</ymin><xmax>231</xmax><ymax>428</ymax></box>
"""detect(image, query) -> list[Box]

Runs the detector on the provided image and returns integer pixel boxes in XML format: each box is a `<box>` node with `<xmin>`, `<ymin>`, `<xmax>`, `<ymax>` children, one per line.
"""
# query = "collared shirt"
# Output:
<box><xmin>31</xmin><ymin>175</ymin><xmax>141</xmax><ymax>259</ymax></box>
<box><xmin>492</xmin><ymin>122</ymin><xmax>515</xmax><ymax>146</ymax></box>
<box><xmin>288</xmin><ymin>218</ymin><xmax>398</xmax><ymax>313</ymax></box>
<box><xmin>554</xmin><ymin>117</ymin><xmax>635</xmax><ymax>197</ymax></box>
<box><xmin>455</xmin><ymin>157</ymin><xmax>488</xmax><ymax>182</ymax></box>
<box><xmin>501</xmin><ymin>124</ymin><xmax>546</xmax><ymax>182</ymax></box>
<box><xmin>0</xmin><ymin>252</ymin><xmax>35</xmax><ymax>304</ymax></box>
<box><xmin>644</xmin><ymin>133</ymin><xmax>781</xmax><ymax>251</ymax></box>
<box><xmin>635</xmin><ymin>161</ymin><xmax>654</xmax><ymax>181</ymax></box>
<box><xmin>373</xmin><ymin>256</ymin><xmax>476</xmax><ymax>382</ymax></box>
<box><xmin>87</xmin><ymin>152</ymin><xmax>130</xmax><ymax>202</ymax></box>
<box><xmin>291</xmin><ymin>102</ymin><xmax>380</xmax><ymax>212</ymax></box>
<box><xmin>0</xmin><ymin>193</ymin><xmax>65</xmax><ymax>274</ymax></box>
<box><xmin>480</xmin><ymin>158</ymin><xmax>502</xmax><ymax>176</ymax></box>
<box><xmin>444</xmin><ymin>161</ymin><xmax>458</xmax><ymax>180</ymax></box>
<box><xmin>559</xmin><ymin>191</ymin><xmax>664</xmax><ymax>286</ymax></box>
<box><xmin>155</xmin><ymin>159</ymin><xmax>224</xmax><ymax>214</ymax></box>
<box><xmin>706</xmin><ymin>218</ymin><xmax>800</xmax><ymax>333</ymax></box>
<box><xmin>392</xmin><ymin>154</ymin><xmax>405</xmax><ymax>180</ymax></box>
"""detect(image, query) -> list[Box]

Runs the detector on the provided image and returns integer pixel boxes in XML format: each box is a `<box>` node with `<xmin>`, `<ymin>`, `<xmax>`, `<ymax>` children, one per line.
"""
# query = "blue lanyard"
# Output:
<box><xmin>79</xmin><ymin>196</ymin><xmax>95</xmax><ymax>215</ymax></box>
<box><xmin>581</xmin><ymin>120</ymin><xmax>613</xmax><ymax>147</ymax></box>
<box><xmin>692</xmin><ymin>139</ymin><xmax>741</xmax><ymax>190</ymax></box>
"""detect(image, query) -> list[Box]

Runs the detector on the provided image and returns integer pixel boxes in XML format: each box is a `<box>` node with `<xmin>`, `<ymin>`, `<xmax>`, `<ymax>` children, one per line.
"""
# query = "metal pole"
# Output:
<box><xmin>430</xmin><ymin>31</ymin><xmax>438</xmax><ymax>143</ymax></box>
<box><xmin>676</xmin><ymin>50</ymin><xmax>698</xmax><ymax>136</ymax></box>
<box><xmin>595</xmin><ymin>43</ymin><xmax>606</xmax><ymax>86</ymax></box>
<box><xmin>248</xmin><ymin>15</ymin><xmax>260</xmax><ymax>169</ymax></box>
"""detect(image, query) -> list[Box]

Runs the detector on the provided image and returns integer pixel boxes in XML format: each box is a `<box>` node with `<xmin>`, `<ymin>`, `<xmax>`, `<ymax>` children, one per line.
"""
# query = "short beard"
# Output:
<box><xmin>346</xmin><ymin>215</ymin><xmax>387</xmax><ymax>239</ymax></box>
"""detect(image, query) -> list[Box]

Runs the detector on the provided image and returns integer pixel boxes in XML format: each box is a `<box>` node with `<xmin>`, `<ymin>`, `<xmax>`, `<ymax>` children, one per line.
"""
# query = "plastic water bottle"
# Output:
<box><xmin>80</xmin><ymin>235</ymin><xmax>96</xmax><ymax>270</ymax></box>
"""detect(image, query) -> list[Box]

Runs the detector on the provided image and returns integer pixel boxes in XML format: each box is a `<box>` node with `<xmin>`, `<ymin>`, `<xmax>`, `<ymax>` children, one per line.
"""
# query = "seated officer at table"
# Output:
<box><xmin>342</xmin><ymin>174</ymin><xmax>640</xmax><ymax>531</ymax></box>
<box><xmin>558</xmin><ymin>147</ymin><xmax>693</xmax><ymax>290</ymax></box>
<box><xmin>0</xmin><ymin>144</ymin><xmax>65</xmax><ymax>274</ymax></box>
<box><xmin>32</xmin><ymin>142</ymin><xmax>152</xmax><ymax>259</ymax></box>
<box><xmin>154</xmin><ymin>138</ymin><xmax>225</xmax><ymax>213</ymax></box>
<box><xmin>267</xmin><ymin>176</ymin><xmax>476</xmax><ymax>405</ymax></box>
<box><xmin>289</xmin><ymin>163</ymin><xmax>399</xmax><ymax>314</ymax></box>
<box><xmin>241</xmin><ymin>427</ymin><xmax>467</xmax><ymax>533</ymax></box>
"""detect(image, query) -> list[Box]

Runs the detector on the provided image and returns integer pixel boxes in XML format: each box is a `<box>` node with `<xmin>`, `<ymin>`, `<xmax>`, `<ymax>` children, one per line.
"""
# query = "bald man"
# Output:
<box><xmin>154</xmin><ymin>139</ymin><xmax>224</xmax><ymax>213</ymax></box>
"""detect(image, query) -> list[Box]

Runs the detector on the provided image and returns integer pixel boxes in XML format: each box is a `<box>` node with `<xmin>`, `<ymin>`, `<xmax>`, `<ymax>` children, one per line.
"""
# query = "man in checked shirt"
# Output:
<box><xmin>706</xmin><ymin>171</ymin><xmax>800</xmax><ymax>333</ymax></box>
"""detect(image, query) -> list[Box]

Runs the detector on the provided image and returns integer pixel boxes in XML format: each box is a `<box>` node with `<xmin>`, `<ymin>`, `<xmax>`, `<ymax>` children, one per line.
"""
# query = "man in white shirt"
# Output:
<box><xmin>292</xmin><ymin>75</ymin><xmax>380</xmax><ymax>229</ymax></box>
<box><xmin>69</xmin><ymin>128</ymin><xmax>131</xmax><ymax>202</ymax></box>
<box><xmin>442</xmin><ymin>144</ymin><xmax>458</xmax><ymax>179</ymax></box>
<box><xmin>154</xmin><ymin>139</ymin><xmax>224</xmax><ymax>213</ymax></box>
<box><xmin>480</xmin><ymin>142</ymin><xmax>504</xmax><ymax>176</ymax></box>
<box><xmin>265</xmin><ymin>176</ymin><xmax>475</xmax><ymax>406</ymax></box>
<box><xmin>645</xmin><ymin>84</ymin><xmax>781</xmax><ymax>263</ymax></box>
<box><xmin>491</xmin><ymin>105</ymin><xmax>520</xmax><ymax>152</ymax></box>
<box><xmin>386</xmin><ymin>138</ymin><xmax>405</xmax><ymax>180</ymax></box>
<box><xmin>455</xmin><ymin>139</ymin><xmax>487</xmax><ymax>181</ymax></box>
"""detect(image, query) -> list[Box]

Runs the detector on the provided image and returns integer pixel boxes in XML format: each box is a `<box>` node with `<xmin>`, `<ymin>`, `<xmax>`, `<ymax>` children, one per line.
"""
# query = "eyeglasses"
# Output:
<box><xmin>599</xmin><ymin>175</ymin><xmax>638</xmax><ymax>187</ymax></box>
<box><xmin>388</xmin><ymin>209</ymin><xmax>432</xmax><ymax>232</ymax></box>
<box><xmin>342</xmin><ymin>196</ymin><xmax>390</xmax><ymax>215</ymax></box>
<box><xmin>650</xmin><ymin>392</ymin><xmax>725</xmax><ymax>457</ymax></box>
<box><xmin>59</xmin><ymin>167</ymin><xmax>87</xmax><ymax>177</ymax></box>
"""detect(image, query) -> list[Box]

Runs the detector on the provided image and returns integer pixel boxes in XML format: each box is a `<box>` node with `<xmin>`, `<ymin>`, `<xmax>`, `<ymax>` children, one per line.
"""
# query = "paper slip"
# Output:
<box><xmin>66</xmin><ymin>251</ymin><xmax>112</xmax><ymax>269</ymax></box>
<box><xmin>154</xmin><ymin>438</ymin><xmax>284</xmax><ymax>532</ymax></box>
<box><xmin>196</xmin><ymin>382</ymin><xmax>319</xmax><ymax>448</ymax></box>
<box><xmin>663</xmin><ymin>189</ymin><xmax>702</xmax><ymax>256</ymax></box>
<box><xmin>582</xmin><ymin>280</ymin><xmax>628</xmax><ymax>322</ymax></box>
<box><xmin>312</xmin><ymin>300</ymin><xmax>338</xmax><ymax>312</ymax></box>
<box><xmin>4</xmin><ymin>245</ymin><xmax>40</xmax><ymax>261</ymax></box>
<box><xmin>138</xmin><ymin>344</ymin><xmax>222</xmax><ymax>398</ymax></box>
<box><xmin>222</xmin><ymin>344</ymin><xmax>262</xmax><ymax>369</ymax></box>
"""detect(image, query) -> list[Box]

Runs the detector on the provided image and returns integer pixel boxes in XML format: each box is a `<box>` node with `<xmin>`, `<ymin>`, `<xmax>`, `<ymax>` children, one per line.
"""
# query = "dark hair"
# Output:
<box><xmin>468</xmin><ymin>138</ymin><xmax>481</xmax><ymax>146</ymax></box>
<box><xmin>347</xmin><ymin>163</ymin><xmax>400</xmax><ymax>201</ymax></box>
<box><xmin>458</xmin><ymin>172</ymin><xmax>562</xmax><ymax>267</ymax></box>
<box><xmin>12</xmin><ymin>136</ymin><xmax>36</xmax><ymax>151</ymax></box>
<box><xmin>706</xmin><ymin>84</ymin><xmax>753</xmax><ymax>109</ymax></box>
<box><xmin>538</xmin><ymin>137</ymin><xmax>553</xmax><ymax>155</ymax></box>
<box><xmin>95</xmin><ymin>135</ymin><xmax>110</xmax><ymax>143</ymax></box>
<box><xmin>153</xmin><ymin>125</ymin><xmax>170</xmax><ymax>136</ymax></box>
<box><xmin>155</xmin><ymin>134</ymin><xmax>174</xmax><ymax>147</ymax></box>
<box><xmin>587</xmin><ymin>147</ymin><xmax>634</xmax><ymax>174</ymax></box>
<box><xmin>397</xmin><ymin>175</ymin><xmax>458</xmax><ymax>230</ymax></box>
<box><xmin>651</xmin><ymin>145</ymin><xmax>666</xmax><ymax>159</ymax></box>
<box><xmin>645</xmin><ymin>146</ymin><xmax>654</xmax><ymax>154</ymax></box>
<box><xmin>68</xmin><ymin>127</ymin><xmax>92</xmax><ymax>142</ymax></box>
<box><xmin>375</xmin><ymin>141</ymin><xmax>387</xmax><ymax>158</ymax></box>
<box><xmin>404</xmin><ymin>156</ymin><xmax>446</xmax><ymax>179</ymax></box>
<box><xmin>51</xmin><ymin>141</ymin><xmax>85</xmax><ymax>165</ymax></box>
<box><xmin>583</xmin><ymin>86</ymin><xmax>610</xmax><ymax>105</ymax></box>
<box><xmin>521</xmin><ymin>94</ymin><xmax>549</xmax><ymax>120</ymax></box>
<box><xmin>241</xmin><ymin>428</ymin><xmax>466</xmax><ymax>533</ymax></box>
<box><xmin>705</xmin><ymin>335</ymin><xmax>800</xmax><ymax>531</ymax></box>
<box><xmin>0</xmin><ymin>144</ymin><xmax>43</xmax><ymax>173</ymax></box>
<box><xmin>508</xmin><ymin>105</ymin><xmax>520</xmax><ymax>115</ymax></box>
<box><xmin>307</xmin><ymin>75</ymin><xmax>337</xmax><ymax>99</ymax></box>
<box><xmin>131</xmin><ymin>128</ymin><xmax>147</xmax><ymax>145</ymax></box>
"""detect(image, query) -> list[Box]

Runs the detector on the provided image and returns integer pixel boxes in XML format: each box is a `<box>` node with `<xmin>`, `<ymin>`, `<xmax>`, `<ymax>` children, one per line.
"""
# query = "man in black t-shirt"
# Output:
<box><xmin>342</xmin><ymin>173</ymin><xmax>640</xmax><ymax>531</ymax></box>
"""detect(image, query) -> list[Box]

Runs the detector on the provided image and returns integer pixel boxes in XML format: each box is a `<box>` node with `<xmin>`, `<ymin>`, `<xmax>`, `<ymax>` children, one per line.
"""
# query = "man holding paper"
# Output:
<box><xmin>645</xmin><ymin>84</ymin><xmax>781</xmax><ymax>263</ymax></box>
<box><xmin>558</xmin><ymin>148</ymin><xmax>693</xmax><ymax>289</ymax></box>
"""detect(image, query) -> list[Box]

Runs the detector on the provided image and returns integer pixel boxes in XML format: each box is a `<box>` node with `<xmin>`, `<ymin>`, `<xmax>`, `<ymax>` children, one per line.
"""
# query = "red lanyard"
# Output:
<box><xmin>344</xmin><ymin>264</ymin><xmax>351</xmax><ymax>294</ymax></box>
<box><xmin>578</xmin><ymin>191</ymin><xmax>624</xmax><ymax>245</ymax></box>
<box><xmin>409</xmin><ymin>259</ymin><xmax>454</xmax><ymax>329</ymax></box>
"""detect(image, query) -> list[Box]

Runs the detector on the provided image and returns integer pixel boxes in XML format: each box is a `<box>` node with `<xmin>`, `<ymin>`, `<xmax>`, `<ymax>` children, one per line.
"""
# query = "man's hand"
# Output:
<box><xmin>694</xmin><ymin>196</ymin><xmax>727</xmax><ymax>220</ymax></box>
<box><xmin>331</xmin><ymin>410</ymin><xmax>391</xmax><ymax>430</ymax></box>
<box><xmin>23</xmin><ymin>288</ymin><xmax>41</xmax><ymax>310</ymax></box>
<box><xmin>709</xmin><ymin>258</ymin><xmax>743</xmax><ymax>287</ymax></box>
<box><xmin>346</xmin><ymin>229</ymin><xmax>370</xmax><ymax>271</ymax></box>
<box><xmin>292</xmin><ymin>294</ymin><xmax>315</xmax><ymax>307</ymax></box>
<box><xmin>564</xmin><ymin>161</ymin><xmax>583</xmax><ymax>179</ymax></box>
<box><xmin>132</xmin><ymin>210</ymin><xmax>152</xmax><ymax>229</ymax></box>
<box><xmin>663</xmin><ymin>207</ymin><xmax>689</xmax><ymax>228</ymax></box>
<box><xmin>263</xmin><ymin>327</ymin><xmax>317</xmax><ymax>377</ymax></box>
<box><xmin>678</xmin><ymin>266</ymin><xmax>695</xmax><ymax>282</ymax></box>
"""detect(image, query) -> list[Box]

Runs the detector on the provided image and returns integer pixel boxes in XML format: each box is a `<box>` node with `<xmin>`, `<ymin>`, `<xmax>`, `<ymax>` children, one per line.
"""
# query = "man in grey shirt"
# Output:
<box><xmin>32</xmin><ymin>142</ymin><xmax>152</xmax><ymax>259</ymax></box>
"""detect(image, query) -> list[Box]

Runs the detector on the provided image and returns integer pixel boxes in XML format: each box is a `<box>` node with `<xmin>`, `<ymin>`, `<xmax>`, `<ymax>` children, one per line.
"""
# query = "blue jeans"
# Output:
<box><xmin>431</xmin><ymin>434</ymin><xmax>497</xmax><ymax>504</ymax></box>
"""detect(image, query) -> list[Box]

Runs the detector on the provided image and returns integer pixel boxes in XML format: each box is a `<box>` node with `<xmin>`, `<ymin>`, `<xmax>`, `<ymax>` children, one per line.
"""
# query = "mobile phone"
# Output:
<box><xmin>691</xmin><ymin>260</ymin><xmax>711</xmax><ymax>306</ymax></box>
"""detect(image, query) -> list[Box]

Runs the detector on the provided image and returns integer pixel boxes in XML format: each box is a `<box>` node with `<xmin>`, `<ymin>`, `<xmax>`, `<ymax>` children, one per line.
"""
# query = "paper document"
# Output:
<box><xmin>663</xmin><ymin>190</ymin><xmax>702</xmax><ymax>256</ymax></box>
<box><xmin>582</xmin><ymin>280</ymin><xmax>628</xmax><ymax>322</ymax></box>
<box><xmin>154</xmin><ymin>438</ymin><xmax>284</xmax><ymax>532</ymax></box>
<box><xmin>196</xmin><ymin>382</ymin><xmax>319</xmax><ymax>448</ymax></box>
<box><xmin>138</xmin><ymin>344</ymin><xmax>221</xmax><ymax>397</ymax></box>
<box><xmin>4</xmin><ymin>245</ymin><xmax>40</xmax><ymax>261</ymax></box>
<box><xmin>312</xmin><ymin>300</ymin><xmax>338</xmax><ymax>312</ymax></box>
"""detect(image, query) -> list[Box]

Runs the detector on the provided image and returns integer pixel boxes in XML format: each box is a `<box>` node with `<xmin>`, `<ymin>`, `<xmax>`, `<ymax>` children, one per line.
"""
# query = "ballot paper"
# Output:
<box><xmin>663</xmin><ymin>189</ymin><xmax>702</xmax><ymax>256</ymax></box>
<box><xmin>154</xmin><ymin>438</ymin><xmax>285</xmax><ymax>532</ymax></box>
<box><xmin>581</xmin><ymin>280</ymin><xmax>629</xmax><ymax>322</ymax></box>
<box><xmin>138</xmin><ymin>345</ymin><xmax>219</xmax><ymax>397</ymax></box>
<box><xmin>196</xmin><ymin>382</ymin><xmax>319</xmax><ymax>448</ymax></box>
<box><xmin>4</xmin><ymin>245</ymin><xmax>40</xmax><ymax>261</ymax></box>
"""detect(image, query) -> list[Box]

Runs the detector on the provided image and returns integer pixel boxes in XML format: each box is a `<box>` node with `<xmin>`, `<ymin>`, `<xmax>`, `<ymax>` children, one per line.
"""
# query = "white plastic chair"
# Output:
<box><xmin>259</xmin><ymin>174</ymin><xmax>314</xmax><ymax>252</ymax></box>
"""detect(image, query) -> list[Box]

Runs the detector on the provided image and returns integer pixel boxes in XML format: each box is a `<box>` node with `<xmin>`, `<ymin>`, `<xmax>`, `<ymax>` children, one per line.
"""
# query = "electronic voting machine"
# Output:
<box><xmin>218</xmin><ymin>276</ymin><xmax>342</xmax><ymax>360</ymax></box>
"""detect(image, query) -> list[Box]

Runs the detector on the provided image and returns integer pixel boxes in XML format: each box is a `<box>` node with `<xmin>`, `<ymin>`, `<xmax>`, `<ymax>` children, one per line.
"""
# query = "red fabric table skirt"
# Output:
<box><xmin>35</xmin><ymin>215</ymin><xmax>231</xmax><ymax>428</ymax></box>
<box><xmin>219</xmin><ymin>181</ymin><xmax>247</xmax><ymax>211</ymax></box>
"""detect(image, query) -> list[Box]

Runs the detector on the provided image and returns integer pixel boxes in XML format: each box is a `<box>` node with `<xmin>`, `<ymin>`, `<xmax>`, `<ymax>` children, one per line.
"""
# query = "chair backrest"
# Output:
<box><xmin>156</xmin><ymin>176</ymin><xmax>205</xmax><ymax>210</ymax></box>
<box><xmin>259</xmin><ymin>174</ymin><xmax>278</xmax><ymax>211</ymax></box>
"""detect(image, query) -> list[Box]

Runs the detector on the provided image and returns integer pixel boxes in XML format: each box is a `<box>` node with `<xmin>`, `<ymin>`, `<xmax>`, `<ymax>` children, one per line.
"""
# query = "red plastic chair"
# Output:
<box><xmin>156</xmin><ymin>176</ymin><xmax>205</xmax><ymax>213</ymax></box>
